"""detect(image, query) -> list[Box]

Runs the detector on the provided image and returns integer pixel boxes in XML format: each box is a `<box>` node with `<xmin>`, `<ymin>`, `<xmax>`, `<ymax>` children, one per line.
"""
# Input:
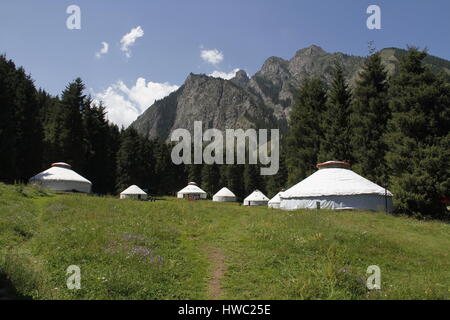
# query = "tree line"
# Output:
<box><xmin>0</xmin><ymin>47</ymin><xmax>448</xmax><ymax>219</ymax></box>
<box><xmin>0</xmin><ymin>55</ymin><xmax>185</xmax><ymax>195</ymax></box>
<box><xmin>286</xmin><ymin>47</ymin><xmax>449</xmax><ymax>219</ymax></box>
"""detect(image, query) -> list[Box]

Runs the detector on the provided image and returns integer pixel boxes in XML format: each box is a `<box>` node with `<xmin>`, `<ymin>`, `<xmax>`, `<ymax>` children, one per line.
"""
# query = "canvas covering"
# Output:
<box><xmin>243</xmin><ymin>190</ymin><xmax>269</xmax><ymax>206</ymax></box>
<box><xmin>213</xmin><ymin>187</ymin><xmax>236</xmax><ymax>202</ymax></box>
<box><xmin>29</xmin><ymin>166</ymin><xmax>92</xmax><ymax>194</ymax></box>
<box><xmin>177</xmin><ymin>184</ymin><xmax>207</xmax><ymax>199</ymax></box>
<box><xmin>280</xmin><ymin>168</ymin><xmax>393</xmax><ymax>211</ymax></box>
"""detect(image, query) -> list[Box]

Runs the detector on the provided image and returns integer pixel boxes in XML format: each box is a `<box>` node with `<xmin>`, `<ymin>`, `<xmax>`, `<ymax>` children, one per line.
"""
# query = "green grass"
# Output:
<box><xmin>0</xmin><ymin>183</ymin><xmax>449</xmax><ymax>300</ymax></box>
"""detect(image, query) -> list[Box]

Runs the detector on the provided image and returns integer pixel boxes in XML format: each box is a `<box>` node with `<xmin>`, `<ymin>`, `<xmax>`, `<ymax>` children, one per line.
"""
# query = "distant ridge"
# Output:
<box><xmin>131</xmin><ymin>46</ymin><xmax>450</xmax><ymax>141</ymax></box>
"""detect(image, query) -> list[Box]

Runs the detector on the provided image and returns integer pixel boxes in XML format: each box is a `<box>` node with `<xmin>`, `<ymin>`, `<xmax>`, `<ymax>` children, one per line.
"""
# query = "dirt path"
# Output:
<box><xmin>207</xmin><ymin>248</ymin><xmax>226</xmax><ymax>300</ymax></box>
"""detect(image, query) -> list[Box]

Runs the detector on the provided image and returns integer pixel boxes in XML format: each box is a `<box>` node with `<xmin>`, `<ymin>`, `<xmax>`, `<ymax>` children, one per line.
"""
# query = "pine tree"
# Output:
<box><xmin>0</xmin><ymin>56</ymin><xmax>17</xmax><ymax>182</ymax></box>
<box><xmin>265</xmin><ymin>147</ymin><xmax>288</xmax><ymax>197</ymax></box>
<box><xmin>201</xmin><ymin>164</ymin><xmax>220</xmax><ymax>196</ymax></box>
<box><xmin>226</xmin><ymin>164</ymin><xmax>245</xmax><ymax>201</ymax></box>
<box><xmin>12</xmin><ymin>68</ymin><xmax>44</xmax><ymax>180</ymax></box>
<box><xmin>83</xmin><ymin>100</ymin><xmax>115</xmax><ymax>194</ymax></box>
<box><xmin>105</xmin><ymin>123</ymin><xmax>121</xmax><ymax>194</ymax></box>
<box><xmin>385</xmin><ymin>48</ymin><xmax>450</xmax><ymax>218</ymax></box>
<box><xmin>243</xmin><ymin>164</ymin><xmax>263</xmax><ymax>195</ymax></box>
<box><xmin>186</xmin><ymin>163</ymin><xmax>203</xmax><ymax>185</ymax></box>
<box><xmin>286</xmin><ymin>77</ymin><xmax>327</xmax><ymax>186</ymax></box>
<box><xmin>116</xmin><ymin>127</ymin><xmax>144</xmax><ymax>192</ymax></box>
<box><xmin>351</xmin><ymin>52</ymin><xmax>390</xmax><ymax>185</ymax></box>
<box><xmin>319</xmin><ymin>61</ymin><xmax>353</xmax><ymax>162</ymax></box>
<box><xmin>0</xmin><ymin>56</ymin><xmax>43</xmax><ymax>181</ymax></box>
<box><xmin>44</xmin><ymin>78</ymin><xmax>86</xmax><ymax>171</ymax></box>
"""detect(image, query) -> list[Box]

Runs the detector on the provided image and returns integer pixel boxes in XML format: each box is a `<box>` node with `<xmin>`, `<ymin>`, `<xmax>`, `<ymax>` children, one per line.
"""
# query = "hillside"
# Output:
<box><xmin>0</xmin><ymin>183</ymin><xmax>449</xmax><ymax>300</ymax></box>
<box><xmin>131</xmin><ymin>46</ymin><xmax>450</xmax><ymax>141</ymax></box>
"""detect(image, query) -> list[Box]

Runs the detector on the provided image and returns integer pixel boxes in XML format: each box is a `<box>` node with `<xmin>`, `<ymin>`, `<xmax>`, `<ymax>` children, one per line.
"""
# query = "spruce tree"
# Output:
<box><xmin>385</xmin><ymin>48</ymin><xmax>450</xmax><ymax>218</ymax></box>
<box><xmin>201</xmin><ymin>164</ymin><xmax>220</xmax><ymax>196</ymax></box>
<box><xmin>154</xmin><ymin>140</ymin><xmax>186</xmax><ymax>195</ymax></box>
<box><xmin>116</xmin><ymin>127</ymin><xmax>144</xmax><ymax>192</ymax></box>
<box><xmin>45</xmin><ymin>78</ymin><xmax>86</xmax><ymax>170</ymax></box>
<box><xmin>286</xmin><ymin>77</ymin><xmax>327</xmax><ymax>186</ymax></box>
<box><xmin>83</xmin><ymin>100</ymin><xmax>115</xmax><ymax>194</ymax></box>
<box><xmin>0</xmin><ymin>56</ymin><xmax>45</xmax><ymax>181</ymax></box>
<box><xmin>319</xmin><ymin>62</ymin><xmax>353</xmax><ymax>163</ymax></box>
<box><xmin>0</xmin><ymin>56</ymin><xmax>17</xmax><ymax>182</ymax></box>
<box><xmin>351</xmin><ymin>52</ymin><xmax>390</xmax><ymax>185</ymax></box>
<box><xmin>226</xmin><ymin>164</ymin><xmax>245</xmax><ymax>201</ymax></box>
<box><xmin>265</xmin><ymin>147</ymin><xmax>288</xmax><ymax>197</ymax></box>
<box><xmin>11</xmin><ymin>67</ymin><xmax>44</xmax><ymax>181</ymax></box>
<box><xmin>243</xmin><ymin>164</ymin><xmax>263</xmax><ymax>195</ymax></box>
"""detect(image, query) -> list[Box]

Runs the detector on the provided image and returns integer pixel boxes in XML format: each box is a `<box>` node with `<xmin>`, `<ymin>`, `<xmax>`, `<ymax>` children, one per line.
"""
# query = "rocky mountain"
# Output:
<box><xmin>131</xmin><ymin>45</ymin><xmax>450</xmax><ymax>141</ymax></box>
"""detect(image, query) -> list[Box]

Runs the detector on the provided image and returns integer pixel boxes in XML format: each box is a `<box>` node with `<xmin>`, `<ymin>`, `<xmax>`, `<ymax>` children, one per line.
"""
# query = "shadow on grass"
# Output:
<box><xmin>0</xmin><ymin>272</ymin><xmax>32</xmax><ymax>300</ymax></box>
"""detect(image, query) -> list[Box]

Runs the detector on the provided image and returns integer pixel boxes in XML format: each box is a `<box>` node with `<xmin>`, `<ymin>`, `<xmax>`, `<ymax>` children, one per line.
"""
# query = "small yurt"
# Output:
<box><xmin>268</xmin><ymin>190</ymin><xmax>285</xmax><ymax>209</ymax></box>
<box><xmin>243</xmin><ymin>190</ymin><xmax>269</xmax><ymax>206</ymax></box>
<box><xmin>120</xmin><ymin>185</ymin><xmax>147</xmax><ymax>200</ymax></box>
<box><xmin>280</xmin><ymin>161</ymin><xmax>393</xmax><ymax>212</ymax></box>
<box><xmin>29</xmin><ymin>162</ymin><xmax>92</xmax><ymax>194</ymax></box>
<box><xmin>213</xmin><ymin>187</ymin><xmax>236</xmax><ymax>202</ymax></box>
<box><xmin>177</xmin><ymin>182</ymin><xmax>207</xmax><ymax>200</ymax></box>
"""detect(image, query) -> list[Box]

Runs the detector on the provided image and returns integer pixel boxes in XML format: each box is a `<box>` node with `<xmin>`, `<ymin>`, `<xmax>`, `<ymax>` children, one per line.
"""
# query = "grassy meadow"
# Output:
<box><xmin>0</xmin><ymin>183</ymin><xmax>449</xmax><ymax>300</ymax></box>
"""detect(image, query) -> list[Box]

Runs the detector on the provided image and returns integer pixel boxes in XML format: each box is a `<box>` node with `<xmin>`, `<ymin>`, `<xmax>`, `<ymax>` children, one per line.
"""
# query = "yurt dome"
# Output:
<box><xmin>280</xmin><ymin>161</ymin><xmax>393</xmax><ymax>212</ymax></box>
<box><xmin>243</xmin><ymin>190</ymin><xmax>269</xmax><ymax>206</ymax></box>
<box><xmin>29</xmin><ymin>162</ymin><xmax>92</xmax><ymax>194</ymax></box>
<box><xmin>177</xmin><ymin>182</ymin><xmax>207</xmax><ymax>200</ymax></box>
<box><xmin>268</xmin><ymin>190</ymin><xmax>285</xmax><ymax>209</ymax></box>
<box><xmin>120</xmin><ymin>185</ymin><xmax>147</xmax><ymax>200</ymax></box>
<box><xmin>213</xmin><ymin>187</ymin><xmax>236</xmax><ymax>202</ymax></box>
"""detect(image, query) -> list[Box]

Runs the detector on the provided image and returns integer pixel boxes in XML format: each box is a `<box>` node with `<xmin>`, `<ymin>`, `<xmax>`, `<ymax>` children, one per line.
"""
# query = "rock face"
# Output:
<box><xmin>132</xmin><ymin>73</ymin><xmax>278</xmax><ymax>141</ymax></box>
<box><xmin>131</xmin><ymin>45</ymin><xmax>450</xmax><ymax>141</ymax></box>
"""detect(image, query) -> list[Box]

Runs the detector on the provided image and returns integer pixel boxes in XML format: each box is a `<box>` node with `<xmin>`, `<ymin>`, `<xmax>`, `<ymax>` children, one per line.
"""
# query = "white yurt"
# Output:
<box><xmin>268</xmin><ymin>190</ymin><xmax>285</xmax><ymax>209</ymax></box>
<box><xmin>177</xmin><ymin>182</ymin><xmax>207</xmax><ymax>200</ymax></box>
<box><xmin>213</xmin><ymin>187</ymin><xmax>236</xmax><ymax>202</ymax></box>
<box><xmin>243</xmin><ymin>190</ymin><xmax>269</xmax><ymax>206</ymax></box>
<box><xmin>120</xmin><ymin>185</ymin><xmax>147</xmax><ymax>200</ymax></box>
<box><xmin>280</xmin><ymin>161</ymin><xmax>393</xmax><ymax>212</ymax></box>
<box><xmin>29</xmin><ymin>162</ymin><xmax>92</xmax><ymax>194</ymax></box>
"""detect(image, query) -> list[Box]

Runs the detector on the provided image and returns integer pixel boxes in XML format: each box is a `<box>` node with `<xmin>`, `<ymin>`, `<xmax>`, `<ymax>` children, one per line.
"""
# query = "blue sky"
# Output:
<box><xmin>1</xmin><ymin>0</ymin><xmax>449</xmax><ymax>126</ymax></box>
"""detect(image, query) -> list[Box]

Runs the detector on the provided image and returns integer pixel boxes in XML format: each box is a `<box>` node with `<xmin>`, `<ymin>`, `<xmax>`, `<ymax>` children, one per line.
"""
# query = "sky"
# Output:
<box><xmin>1</xmin><ymin>0</ymin><xmax>449</xmax><ymax>127</ymax></box>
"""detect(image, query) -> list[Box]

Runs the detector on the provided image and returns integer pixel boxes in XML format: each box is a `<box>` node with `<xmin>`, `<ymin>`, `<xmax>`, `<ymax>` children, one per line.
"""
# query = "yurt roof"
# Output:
<box><xmin>120</xmin><ymin>185</ymin><xmax>147</xmax><ymax>195</ymax></box>
<box><xmin>29</xmin><ymin>164</ymin><xmax>91</xmax><ymax>184</ymax></box>
<box><xmin>282</xmin><ymin>166</ymin><xmax>393</xmax><ymax>199</ymax></box>
<box><xmin>244</xmin><ymin>190</ymin><xmax>269</xmax><ymax>202</ymax></box>
<box><xmin>178</xmin><ymin>183</ymin><xmax>207</xmax><ymax>195</ymax></box>
<box><xmin>213</xmin><ymin>187</ymin><xmax>236</xmax><ymax>198</ymax></box>
<box><xmin>268</xmin><ymin>191</ymin><xmax>284</xmax><ymax>205</ymax></box>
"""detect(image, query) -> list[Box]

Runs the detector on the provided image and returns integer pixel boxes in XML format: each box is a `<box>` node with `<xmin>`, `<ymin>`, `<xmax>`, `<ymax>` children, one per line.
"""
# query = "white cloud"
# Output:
<box><xmin>120</xmin><ymin>26</ymin><xmax>144</xmax><ymax>58</ymax></box>
<box><xmin>201</xmin><ymin>49</ymin><xmax>224</xmax><ymax>65</ymax></box>
<box><xmin>94</xmin><ymin>78</ymin><xmax>179</xmax><ymax>127</ymax></box>
<box><xmin>209</xmin><ymin>68</ymin><xmax>241</xmax><ymax>80</ymax></box>
<box><xmin>95</xmin><ymin>42</ymin><xmax>109</xmax><ymax>58</ymax></box>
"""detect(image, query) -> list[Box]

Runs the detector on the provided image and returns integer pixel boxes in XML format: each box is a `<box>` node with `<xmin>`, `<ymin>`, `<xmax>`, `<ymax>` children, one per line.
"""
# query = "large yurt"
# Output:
<box><xmin>177</xmin><ymin>182</ymin><xmax>207</xmax><ymax>200</ymax></box>
<box><xmin>268</xmin><ymin>190</ymin><xmax>284</xmax><ymax>209</ymax></box>
<box><xmin>29</xmin><ymin>162</ymin><xmax>92</xmax><ymax>194</ymax></box>
<box><xmin>280</xmin><ymin>161</ymin><xmax>393</xmax><ymax>212</ymax></box>
<box><xmin>243</xmin><ymin>190</ymin><xmax>269</xmax><ymax>206</ymax></box>
<box><xmin>120</xmin><ymin>185</ymin><xmax>147</xmax><ymax>200</ymax></box>
<box><xmin>213</xmin><ymin>187</ymin><xmax>236</xmax><ymax>202</ymax></box>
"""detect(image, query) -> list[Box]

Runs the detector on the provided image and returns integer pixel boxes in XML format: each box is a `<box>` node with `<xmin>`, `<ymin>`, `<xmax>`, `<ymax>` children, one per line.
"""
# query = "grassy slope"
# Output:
<box><xmin>0</xmin><ymin>183</ymin><xmax>449</xmax><ymax>300</ymax></box>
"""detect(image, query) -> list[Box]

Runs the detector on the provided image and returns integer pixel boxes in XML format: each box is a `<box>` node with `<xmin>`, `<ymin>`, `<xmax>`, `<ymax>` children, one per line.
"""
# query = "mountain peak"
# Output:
<box><xmin>231</xmin><ymin>69</ymin><xmax>250</xmax><ymax>86</ymax></box>
<box><xmin>294</xmin><ymin>45</ymin><xmax>327</xmax><ymax>57</ymax></box>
